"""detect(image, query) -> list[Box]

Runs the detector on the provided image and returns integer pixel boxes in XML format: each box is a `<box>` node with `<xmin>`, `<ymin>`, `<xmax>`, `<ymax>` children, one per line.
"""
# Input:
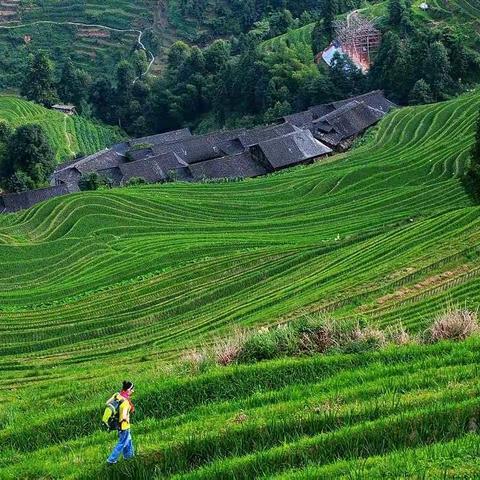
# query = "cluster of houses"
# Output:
<box><xmin>0</xmin><ymin>90</ymin><xmax>394</xmax><ymax>213</ymax></box>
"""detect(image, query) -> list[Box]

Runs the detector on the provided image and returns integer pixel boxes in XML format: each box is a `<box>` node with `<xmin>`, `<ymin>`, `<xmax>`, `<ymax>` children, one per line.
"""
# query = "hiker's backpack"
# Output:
<box><xmin>102</xmin><ymin>394</ymin><xmax>124</xmax><ymax>431</ymax></box>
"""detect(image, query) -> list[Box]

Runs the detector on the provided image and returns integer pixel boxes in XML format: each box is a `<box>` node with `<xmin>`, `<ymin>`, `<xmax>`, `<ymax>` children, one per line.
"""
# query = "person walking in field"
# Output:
<box><xmin>105</xmin><ymin>381</ymin><xmax>136</xmax><ymax>464</ymax></box>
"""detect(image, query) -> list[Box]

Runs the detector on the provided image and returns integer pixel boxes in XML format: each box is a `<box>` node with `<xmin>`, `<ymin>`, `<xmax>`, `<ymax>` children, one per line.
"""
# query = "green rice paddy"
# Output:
<box><xmin>1</xmin><ymin>91</ymin><xmax>480</xmax><ymax>478</ymax></box>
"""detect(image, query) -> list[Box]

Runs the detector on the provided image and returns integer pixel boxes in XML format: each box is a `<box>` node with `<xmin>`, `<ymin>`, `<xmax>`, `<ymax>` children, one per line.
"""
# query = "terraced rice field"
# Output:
<box><xmin>260</xmin><ymin>23</ymin><xmax>318</xmax><ymax>74</ymax></box>
<box><xmin>1</xmin><ymin>92</ymin><xmax>480</xmax><ymax>477</ymax></box>
<box><xmin>0</xmin><ymin>96</ymin><xmax>123</xmax><ymax>161</ymax></box>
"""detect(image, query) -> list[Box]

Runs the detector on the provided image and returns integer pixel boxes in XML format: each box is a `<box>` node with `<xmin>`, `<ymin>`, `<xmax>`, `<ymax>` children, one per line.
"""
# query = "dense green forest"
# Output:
<box><xmin>2</xmin><ymin>0</ymin><xmax>478</xmax><ymax>140</ymax></box>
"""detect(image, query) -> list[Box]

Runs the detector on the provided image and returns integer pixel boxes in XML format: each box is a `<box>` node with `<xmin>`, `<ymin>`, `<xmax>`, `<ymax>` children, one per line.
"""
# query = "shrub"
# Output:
<box><xmin>125</xmin><ymin>176</ymin><xmax>147</xmax><ymax>187</ymax></box>
<box><xmin>386</xmin><ymin>323</ymin><xmax>415</xmax><ymax>346</ymax></box>
<box><xmin>295</xmin><ymin>314</ymin><xmax>340</xmax><ymax>354</ymax></box>
<box><xmin>342</xmin><ymin>323</ymin><xmax>387</xmax><ymax>353</ymax></box>
<box><xmin>79</xmin><ymin>172</ymin><xmax>109</xmax><ymax>191</ymax></box>
<box><xmin>426</xmin><ymin>308</ymin><xmax>479</xmax><ymax>343</ymax></box>
<box><xmin>237</xmin><ymin>325</ymin><xmax>298</xmax><ymax>363</ymax></box>
<box><xmin>181</xmin><ymin>349</ymin><xmax>211</xmax><ymax>374</ymax></box>
<box><xmin>214</xmin><ymin>329</ymin><xmax>247</xmax><ymax>366</ymax></box>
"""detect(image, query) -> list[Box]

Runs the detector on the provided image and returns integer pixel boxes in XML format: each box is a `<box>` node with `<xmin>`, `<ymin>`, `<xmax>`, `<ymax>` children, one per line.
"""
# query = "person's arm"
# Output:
<box><xmin>119</xmin><ymin>401</ymin><xmax>130</xmax><ymax>427</ymax></box>
<box><xmin>105</xmin><ymin>394</ymin><xmax>116</xmax><ymax>406</ymax></box>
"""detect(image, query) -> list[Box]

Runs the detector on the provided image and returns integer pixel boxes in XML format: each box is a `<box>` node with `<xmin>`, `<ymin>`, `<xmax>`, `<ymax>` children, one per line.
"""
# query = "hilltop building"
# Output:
<box><xmin>0</xmin><ymin>90</ymin><xmax>394</xmax><ymax>213</ymax></box>
<box><xmin>321</xmin><ymin>14</ymin><xmax>381</xmax><ymax>72</ymax></box>
<box><xmin>52</xmin><ymin>104</ymin><xmax>77</xmax><ymax>116</ymax></box>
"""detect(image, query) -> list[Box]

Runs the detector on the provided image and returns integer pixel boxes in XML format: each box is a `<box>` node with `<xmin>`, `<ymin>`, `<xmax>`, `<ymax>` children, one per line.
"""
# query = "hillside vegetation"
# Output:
<box><xmin>0</xmin><ymin>1</ymin><xmax>156</xmax><ymax>87</ymax></box>
<box><xmin>1</xmin><ymin>88</ymin><xmax>480</xmax><ymax>476</ymax></box>
<box><xmin>0</xmin><ymin>96</ymin><xmax>122</xmax><ymax>161</ymax></box>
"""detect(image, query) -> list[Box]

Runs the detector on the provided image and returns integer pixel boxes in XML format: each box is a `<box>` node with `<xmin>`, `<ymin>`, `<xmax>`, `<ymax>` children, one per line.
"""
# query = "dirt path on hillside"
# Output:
<box><xmin>0</xmin><ymin>20</ymin><xmax>156</xmax><ymax>81</ymax></box>
<box><xmin>63</xmin><ymin>115</ymin><xmax>75</xmax><ymax>157</ymax></box>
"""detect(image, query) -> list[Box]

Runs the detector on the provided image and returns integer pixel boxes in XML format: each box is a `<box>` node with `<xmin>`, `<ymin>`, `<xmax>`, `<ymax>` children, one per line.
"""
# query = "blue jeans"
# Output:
<box><xmin>107</xmin><ymin>429</ymin><xmax>134</xmax><ymax>463</ymax></box>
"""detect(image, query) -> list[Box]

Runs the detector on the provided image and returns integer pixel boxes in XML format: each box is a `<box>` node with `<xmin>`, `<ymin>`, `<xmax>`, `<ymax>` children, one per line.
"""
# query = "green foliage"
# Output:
<box><xmin>78</xmin><ymin>172</ymin><xmax>109</xmax><ymax>191</ymax></box>
<box><xmin>124</xmin><ymin>176</ymin><xmax>147</xmax><ymax>187</ymax></box>
<box><xmin>0</xmin><ymin>1</ymin><xmax>155</xmax><ymax>90</ymax></box>
<box><xmin>56</xmin><ymin>59</ymin><xmax>91</xmax><ymax>109</ymax></box>
<box><xmin>21</xmin><ymin>51</ymin><xmax>57</xmax><ymax>107</ymax></box>
<box><xmin>409</xmin><ymin>78</ymin><xmax>433</xmax><ymax>105</ymax></box>
<box><xmin>1</xmin><ymin>123</ymin><xmax>55</xmax><ymax>191</ymax></box>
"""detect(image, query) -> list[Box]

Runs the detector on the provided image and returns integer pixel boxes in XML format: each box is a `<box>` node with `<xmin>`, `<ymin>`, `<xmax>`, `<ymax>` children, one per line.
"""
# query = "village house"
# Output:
<box><xmin>51</xmin><ymin>104</ymin><xmax>77</xmax><ymax>116</ymax></box>
<box><xmin>1</xmin><ymin>91</ymin><xmax>395</xmax><ymax>213</ymax></box>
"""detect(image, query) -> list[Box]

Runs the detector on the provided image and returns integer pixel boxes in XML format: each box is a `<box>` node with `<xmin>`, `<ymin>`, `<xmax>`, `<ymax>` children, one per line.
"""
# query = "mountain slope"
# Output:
<box><xmin>0</xmin><ymin>96</ymin><xmax>123</xmax><ymax>161</ymax></box>
<box><xmin>0</xmin><ymin>1</ymin><xmax>157</xmax><ymax>87</ymax></box>
<box><xmin>0</xmin><ymin>91</ymin><xmax>478</xmax><ymax>364</ymax></box>
<box><xmin>1</xmin><ymin>91</ymin><xmax>480</xmax><ymax>478</ymax></box>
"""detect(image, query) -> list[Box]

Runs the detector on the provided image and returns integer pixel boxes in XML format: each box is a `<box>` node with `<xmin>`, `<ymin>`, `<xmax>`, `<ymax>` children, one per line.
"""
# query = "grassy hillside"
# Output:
<box><xmin>0</xmin><ymin>96</ymin><xmax>123</xmax><ymax>161</ymax></box>
<box><xmin>1</xmin><ymin>91</ymin><xmax>480</xmax><ymax>477</ymax></box>
<box><xmin>260</xmin><ymin>23</ymin><xmax>318</xmax><ymax>76</ymax></box>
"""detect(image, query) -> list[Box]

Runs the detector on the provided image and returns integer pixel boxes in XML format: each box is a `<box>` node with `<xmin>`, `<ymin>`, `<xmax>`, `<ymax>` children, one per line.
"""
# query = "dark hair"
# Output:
<box><xmin>122</xmin><ymin>380</ymin><xmax>134</xmax><ymax>391</ymax></box>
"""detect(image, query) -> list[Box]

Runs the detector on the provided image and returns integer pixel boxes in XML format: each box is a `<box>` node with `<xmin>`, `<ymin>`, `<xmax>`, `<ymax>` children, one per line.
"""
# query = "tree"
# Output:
<box><xmin>408</xmin><ymin>79</ymin><xmax>433</xmax><ymax>105</ymax></box>
<box><xmin>79</xmin><ymin>172</ymin><xmax>109</xmax><ymax>191</ymax></box>
<box><xmin>0</xmin><ymin>120</ymin><xmax>13</xmax><ymax>143</ymax></box>
<box><xmin>2</xmin><ymin>124</ymin><xmax>55</xmax><ymax>191</ymax></box>
<box><xmin>133</xmin><ymin>50</ymin><xmax>149</xmax><ymax>77</ymax></box>
<box><xmin>329</xmin><ymin>52</ymin><xmax>365</xmax><ymax>98</ymax></box>
<box><xmin>89</xmin><ymin>76</ymin><xmax>115</xmax><ymax>122</ymax></box>
<box><xmin>21</xmin><ymin>51</ymin><xmax>57</xmax><ymax>107</ymax></box>
<box><xmin>57</xmin><ymin>60</ymin><xmax>91</xmax><ymax>108</ymax></box>
<box><xmin>167</xmin><ymin>41</ymin><xmax>191</xmax><ymax>69</ymax></box>
<box><xmin>424</xmin><ymin>41</ymin><xmax>451</xmax><ymax>100</ymax></box>
<box><xmin>263</xmin><ymin>100</ymin><xmax>292</xmax><ymax>123</ymax></box>
<box><xmin>322</xmin><ymin>0</ymin><xmax>338</xmax><ymax>43</ymax></box>
<box><xmin>369</xmin><ymin>31</ymin><xmax>412</xmax><ymax>103</ymax></box>
<box><xmin>8</xmin><ymin>124</ymin><xmax>55</xmax><ymax>181</ymax></box>
<box><xmin>388</xmin><ymin>0</ymin><xmax>405</xmax><ymax>26</ymax></box>
<box><xmin>4</xmin><ymin>171</ymin><xmax>36</xmax><ymax>193</ymax></box>
<box><xmin>204</xmin><ymin>40</ymin><xmax>231</xmax><ymax>73</ymax></box>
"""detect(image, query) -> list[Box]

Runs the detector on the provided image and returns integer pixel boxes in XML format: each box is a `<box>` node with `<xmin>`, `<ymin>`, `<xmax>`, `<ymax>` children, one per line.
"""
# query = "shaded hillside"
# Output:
<box><xmin>0</xmin><ymin>1</ymin><xmax>158</xmax><ymax>87</ymax></box>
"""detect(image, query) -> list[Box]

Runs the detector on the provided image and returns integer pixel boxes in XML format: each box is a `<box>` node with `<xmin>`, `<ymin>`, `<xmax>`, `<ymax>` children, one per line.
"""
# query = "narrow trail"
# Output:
<box><xmin>0</xmin><ymin>20</ymin><xmax>156</xmax><ymax>82</ymax></box>
<box><xmin>63</xmin><ymin>115</ymin><xmax>75</xmax><ymax>157</ymax></box>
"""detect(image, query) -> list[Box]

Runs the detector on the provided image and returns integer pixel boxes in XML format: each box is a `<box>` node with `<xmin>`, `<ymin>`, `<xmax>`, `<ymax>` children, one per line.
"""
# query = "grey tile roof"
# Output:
<box><xmin>120</xmin><ymin>158</ymin><xmax>168</xmax><ymax>184</ymax></box>
<box><xmin>283</xmin><ymin>110</ymin><xmax>316</xmax><ymax>128</ymax></box>
<box><xmin>54</xmin><ymin>167</ymin><xmax>82</xmax><ymax>186</ymax></box>
<box><xmin>332</xmin><ymin>90</ymin><xmax>395</xmax><ymax>114</ymax></box>
<box><xmin>0</xmin><ymin>184</ymin><xmax>79</xmax><ymax>213</ymax></box>
<box><xmin>312</xmin><ymin>100</ymin><xmax>385</xmax><ymax>146</ymax></box>
<box><xmin>188</xmin><ymin>152</ymin><xmax>268</xmax><ymax>181</ymax></box>
<box><xmin>238</xmin><ymin>123</ymin><xmax>296</xmax><ymax>149</ymax></box>
<box><xmin>119</xmin><ymin>152</ymin><xmax>187</xmax><ymax>184</ymax></box>
<box><xmin>129</xmin><ymin>128</ymin><xmax>193</xmax><ymax>147</ymax></box>
<box><xmin>217</xmin><ymin>138</ymin><xmax>245</xmax><ymax>156</ymax></box>
<box><xmin>308</xmin><ymin>104</ymin><xmax>336</xmax><ymax>120</ymax></box>
<box><xmin>257</xmin><ymin>130</ymin><xmax>332</xmax><ymax>170</ymax></box>
<box><xmin>127</xmin><ymin>148</ymin><xmax>154</xmax><ymax>162</ymax></box>
<box><xmin>151</xmin><ymin>130</ymin><xmax>245</xmax><ymax>165</ymax></box>
<box><xmin>97</xmin><ymin>167</ymin><xmax>124</xmax><ymax>186</ymax></box>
